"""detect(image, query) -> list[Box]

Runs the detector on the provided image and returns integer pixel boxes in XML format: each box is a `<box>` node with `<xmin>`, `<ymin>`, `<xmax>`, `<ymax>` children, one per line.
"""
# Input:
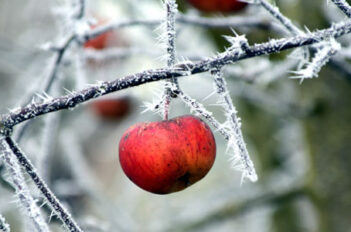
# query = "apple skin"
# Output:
<box><xmin>119</xmin><ymin>115</ymin><xmax>216</xmax><ymax>194</ymax></box>
<box><xmin>187</xmin><ymin>0</ymin><xmax>247</xmax><ymax>13</ymax></box>
<box><xmin>90</xmin><ymin>97</ymin><xmax>130</xmax><ymax>120</ymax></box>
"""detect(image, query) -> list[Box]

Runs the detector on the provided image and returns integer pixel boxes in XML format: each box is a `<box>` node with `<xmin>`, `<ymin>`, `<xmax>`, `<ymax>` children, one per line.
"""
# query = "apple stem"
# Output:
<box><xmin>163</xmin><ymin>94</ymin><xmax>171</xmax><ymax>120</ymax></box>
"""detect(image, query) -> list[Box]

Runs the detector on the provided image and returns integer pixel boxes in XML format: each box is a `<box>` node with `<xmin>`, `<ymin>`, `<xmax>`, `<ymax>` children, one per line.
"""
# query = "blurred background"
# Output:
<box><xmin>0</xmin><ymin>0</ymin><xmax>350</xmax><ymax>231</ymax></box>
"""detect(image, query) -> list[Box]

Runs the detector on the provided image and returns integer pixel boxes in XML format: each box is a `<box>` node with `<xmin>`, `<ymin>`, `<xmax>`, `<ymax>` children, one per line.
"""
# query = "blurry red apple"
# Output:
<box><xmin>119</xmin><ymin>115</ymin><xmax>216</xmax><ymax>194</ymax></box>
<box><xmin>90</xmin><ymin>97</ymin><xmax>131</xmax><ymax>120</ymax></box>
<box><xmin>187</xmin><ymin>0</ymin><xmax>247</xmax><ymax>13</ymax></box>
<box><xmin>84</xmin><ymin>19</ymin><xmax>114</xmax><ymax>50</ymax></box>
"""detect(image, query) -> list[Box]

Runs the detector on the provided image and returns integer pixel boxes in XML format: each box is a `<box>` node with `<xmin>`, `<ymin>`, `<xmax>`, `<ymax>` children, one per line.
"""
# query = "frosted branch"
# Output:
<box><xmin>255</xmin><ymin>0</ymin><xmax>310</xmax><ymax>65</ymax></box>
<box><xmin>330</xmin><ymin>0</ymin><xmax>351</xmax><ymax>18</ymax></box>
<box><xmin>292</xmin><ymin>39</ymin><xmax>341</xmax><ymax>79</ymax></box>
<box><xmin>15</xmin><ymin>35</ymin><xmax>76</xmax><ymax>144</ymax></box>
<box><xmin>162</xmin><ymin>0</ymin><xmax>179</xmax><ymax>120</ymax></box>
<box><xmin>74</xmin><ymin>0</ymin><xmax>86</xmax><ymax>19</ymax></box>
<box><xmin>256</xmin><ymin>0</ymin><xmax>303</xmax><ymax>35</ymax></box>
<box><xmin>211</xmin><ymin>69</ymin><xmax>257</xmax><ymax>182</ymax></box>
<box><xmin>0</xmin><ymin>138</ymin><xmax>49</xmax><ymax>232</ymax></box>
<box><xmin>38</xmin><ymin>113</ymin><xmax>60</xmax><ymax>180</ymax></box>
<box><xmin>0</xmin><ymin>214</ymin><xmax>10</xmax><ymax>232</ymax></box>
<box><xmin>2</xmin><ymin>20</ymin><xmax>351</xmax><ymax>128</ymax></box>
<box><xmin>83</xmin><ymin>14</ymin><xmax>276</xmax><ymax>43</ymax></box>
<box><xmin>1</xmin><ymin>137</ymin><xmax>83</xmax><ymax>232</ymax></box>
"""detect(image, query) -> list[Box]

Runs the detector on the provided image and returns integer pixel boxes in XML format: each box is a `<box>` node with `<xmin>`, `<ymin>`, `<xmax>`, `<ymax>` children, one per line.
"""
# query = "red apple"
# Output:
<box><xmin>187</xmin><ymin>0</ymin><xmax>247</xmax><ymax>13</ymax></box>
<box><xmin>90</xmin><ymin>97</ymin><xmax>131</xmax><ymax>120</ymax></box>
<box><xmin>119</xmin><ymin>115</ymin><xmax>216</xmax><ymax>194</ymax></box>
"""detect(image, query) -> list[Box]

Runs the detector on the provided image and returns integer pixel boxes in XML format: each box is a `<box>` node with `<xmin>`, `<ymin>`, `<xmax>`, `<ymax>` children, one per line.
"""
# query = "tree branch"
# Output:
<box><xmin>1</xmin><ymin>137</ymin><xmax>83</xmax><ymax>232</ymax></box>
<box><xmin>0</xmin><ymin>214</ymin><xmax>10</xmax><ymax>232</ymax></box>
<box><xmin>0</xmin><ymin>138</ymin><xmax>49</xmax><ymax>232</ymax></box>
<box><xmin>330</xmin><ymin>0</ymin><xmax>351</xmax><ymax>18</ymax></box>
<box><xmin>1</xmin><ymin>20</ymin><xmax>351</xmax><ymax>128</ymax></box>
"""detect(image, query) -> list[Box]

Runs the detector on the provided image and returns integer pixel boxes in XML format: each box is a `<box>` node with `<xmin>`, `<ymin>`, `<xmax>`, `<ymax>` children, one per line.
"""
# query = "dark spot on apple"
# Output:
<box><xmin>124</xmin><ymin>133</ymin><xmax>129</xmax><ymax>140</ymax></box>
<box><xmin>178</xmin><ymin>172</ymin><xmax>191</xmax><ymax>186</ymax></box>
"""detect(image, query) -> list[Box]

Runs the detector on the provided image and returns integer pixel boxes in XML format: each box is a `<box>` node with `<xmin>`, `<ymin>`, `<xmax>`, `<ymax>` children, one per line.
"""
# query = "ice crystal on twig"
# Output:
<box><xmin>255</xmin><ymin>0</ymin><xmax>302</xmax><ymax>35</ymax></box>
<box><xmin>255</xmin><ymin>0</ymin><xmax>309</xmax><ymax>66</ymax></box>
<box><xmin>292</xmin><ymin>39</ymin><xmax>341</xmax><ymax>79</ymax></box>
<box><xmin>162</xmin><ymin>0</ymin><xmax>179</xmax><ymax>120</ymax></box>
<box><xmin>330</xmin><ymin>0</ymin><xmax>351</xmax><ymax>18</ymax></box>
<box><xmin>1</xmin><ymin>137</ymin><xmax>83</xmax><ymax>232</ymax></box>
<box><xmin>142</xmin><ymin>89</ymin><xmax>167</xmax><ymax>116</ymax></box>
<box><xmin>0</xmin><ymin>138</ymin><xmax>49</xmax><ymax>232</ymax></box>
<box><xmin>0</xmin><ymin>214</ymin><xmax>10</xmax><ymax>232</ymax></box>
<box><xmin>211</xmin><ymin>69</ymin><xmax>257</xmax><ymax>182</ymax></box>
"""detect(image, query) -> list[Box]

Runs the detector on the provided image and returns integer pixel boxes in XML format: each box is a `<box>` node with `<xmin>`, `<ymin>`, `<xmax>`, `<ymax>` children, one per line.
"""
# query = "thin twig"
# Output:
<box><xmin>330</xmin><ymin>0</ymin><xmax>351</xmax><ymax>18</ymax></box>
<box><xmin>15</xmin><ymin>0</ymin><xmax>86</xmax><ymax>143</ymax></box>
<box><xmin>0</xmin><ymin>214</ymin><xmax>10</xmax><ymax>232</ymax></box>
<box><xmin>14</xmin><ymin>35</ymin><xmax>76</xmax><ymax>144</ymax></box>
<box><xmin>74</xmin><ymin>0</ymin><xmax>86</xmax><ymax>19</ymax></box>
<box><xmin>179</xmin><ymin>90</ymin><xmax>229</xmax><ymax>139</ymax></box>
<box><xmin>163</xmin><ymin>0</ymin><xmax>178</xmax><ymax>120</ymax></box>
<box><xmin>256</xmin><ymin>0</ymin><xmax>302</xmax><ymax>35</ymax></box>
<box><xmin>0</xmin><ymin>138</ymin><xmax>50</xmax><ymax>232</ymax></box>
<box><xmin>2</xmin><ymin>137</ymin><xmax>83</xmax><ymax>232</ymax></box>
<box><xmin>211</xmin><ymin>68</ymin><xmax>257</xmax><ymax>182</ymax></box>
<box><xmin>83</xmin><ymin>14</ymin><xmax>276</xmax><ymax>42</ymax></box>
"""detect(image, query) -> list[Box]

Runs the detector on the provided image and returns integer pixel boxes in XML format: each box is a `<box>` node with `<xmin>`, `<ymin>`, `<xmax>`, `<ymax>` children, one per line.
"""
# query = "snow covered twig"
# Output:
<box><xmin>1</xmin><ymin>137</ymin><xmax>83</xmax><ymax>232</ymax></box>
<box><xmin>2</xmin><ymin>18</ymin><xmax>351</xmax><ymax>129</ymax></box>
<box><xmin>330</xmin><ymin>0</ymin><xmax>351</xmax><ymax>18</ymax></box>
<box><xmin>0</xmin><ymin>214</ymin><xmax>10</xmax><ymax>232</ymax></box>
<box><xmin>211</xmin><ymin>68</ymin><xmax>257</xmax><ymax>182</ymax></box>
<box><xmin>292</xmin><ymin>39</ymin><xmax>341</xmax><ymax>79</ymax></box>
<box><xmin>0</xmin><ymin>138</ymin><xmax>49</xmax><ymax>232</ymax></box>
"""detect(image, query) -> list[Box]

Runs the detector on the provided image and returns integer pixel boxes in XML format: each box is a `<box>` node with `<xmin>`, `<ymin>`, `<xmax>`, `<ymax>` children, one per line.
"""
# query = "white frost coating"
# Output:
<box><xmin>211</xmin><ymin>69</ymin><xmax>257</xmax><ymax>182</ymax></box>
<box><xmin>0</xmin><ymin>214</ymin><xmax>10</xmax><ymax>232</ymax></box>
<box><xmin>164</xmin><ymin>0</ymin><xmax>178</xmax><ymax>67</ymax></box>
<box><xmin>256</xmin><ymin>0</ymin><xmax>311</xmax><ymax>67</ymax></box>
<box><xmin>142</xmin><ymin>89</ymin><xmax>166</xmax><ymax>116</ymax></box>
<box><xmin>0</xmin><ymin>139</ymin><xmax>50</xmax><ymax>232</ymax></box>
<box><xmin>223</xmin><ymin>33</ymin><xmax>249</xmax><ymax>52</ymax></box>
<box><xmin>292</xmin><ymin>39</ymin><xmax>341</xmax><ymax>79</ymax></box>
<box><xmin>256</xmin><ymin>0</ymin><xmax>303</xmax><ymax>36</ymax></box>
<box><xmin>35</xmin><ymin>92</ymin><xmax>54</xmax><ymax>105</ymax></box>
<box><xmin>74</xmin><ymin>19</ymin><xmax>90</xmax><ymax>38</ymax></box>
<box><xmin>330</xmin><ymin>0</ymin><xmax>351</xmax><ymax>18</ymax></box>
<box><xmin>148</xmin><ymin>0</ymin><xmax>179</xmax><ymax>119</ymax></box>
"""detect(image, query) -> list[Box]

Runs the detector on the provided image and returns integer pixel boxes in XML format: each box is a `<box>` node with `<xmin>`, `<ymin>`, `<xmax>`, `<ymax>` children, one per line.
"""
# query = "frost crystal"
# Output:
<box><xmin>292</xmin><ymin>39</ymin><xmax>341</xmax><ymax>79</ymax></box>
<box><xmin>0</xmin><ymin>139</ymin><xmax>49</xmax><ymax>232</ymax></box>
<box><xmin>211</xmin><ymin>69</ymin><xmax>258</xmax><ymax>182</ymax></box>
<box><xmin>0</xmin><ymin>214</ymin><xmax>10</xmax><ymax>232</ymax></box>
